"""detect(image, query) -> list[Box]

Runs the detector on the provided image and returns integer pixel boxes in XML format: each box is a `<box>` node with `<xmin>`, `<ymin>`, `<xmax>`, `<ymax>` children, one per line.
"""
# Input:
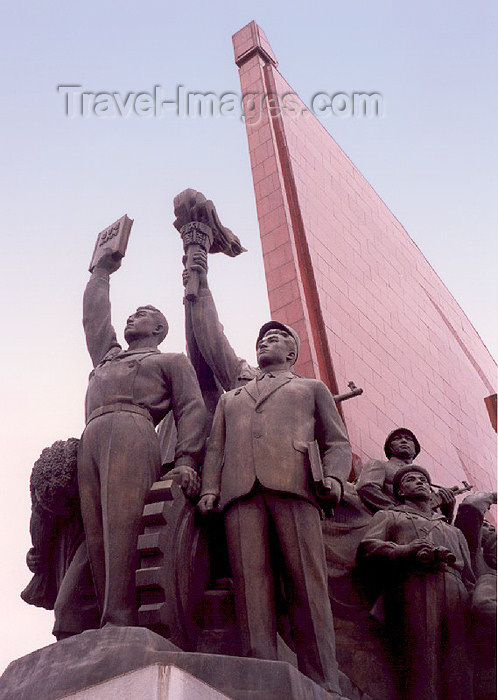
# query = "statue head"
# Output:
<box><xmin>256</xmin><ymin>321</ymin><xmax>300</xmax><ymax>369</ymax></box>
<box><xmin>124</xmin><ymin>305</ymin><xmax>168</xmax><ymax>346</ymax></box>
<box><xmin>256</xmin><ymin>321</ymin><xmax>300</xmax><ymax>368</ymax></box>
<box><xmin>393</xmin><ymin>465</ymin><xmax>432</xmax><ymax>503</ymax></box>
<box><xmin>384</xmin><ymin>428</ymin><xmax>420</xmax><ymax>461</ymax></box>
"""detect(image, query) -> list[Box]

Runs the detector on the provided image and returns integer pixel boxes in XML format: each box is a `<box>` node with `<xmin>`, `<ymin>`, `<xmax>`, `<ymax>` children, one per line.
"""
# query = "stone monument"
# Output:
<box><xmin>7</xmin><ymin>212</ymin><xmax>371</xmax><ymax>700</ymax></box>
<box><xmin>4</xmin><ymin>20</ymin><xmax>497</xmax><ymax>700</ymax></box>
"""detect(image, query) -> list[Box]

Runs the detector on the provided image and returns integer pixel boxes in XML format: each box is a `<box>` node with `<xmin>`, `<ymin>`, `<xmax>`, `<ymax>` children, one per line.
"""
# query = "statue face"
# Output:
<box><xmin>124</xmin><ymin>308</ymin><xmax>162</xmax><ymax>343</ymax></box>
<box><xmin>398</xmin><ymin>471</ymin><xmax>431</xmax><ymax>501</ymax></box>
<box><xmin>389</xmin><ymin>433</ymin><xmax>416</xmax><ymax>461</ymax></box>
<box><xmin>256</xmin><ymin>330</ymin><xmax>295</xmax><ymax>368</ymax></box>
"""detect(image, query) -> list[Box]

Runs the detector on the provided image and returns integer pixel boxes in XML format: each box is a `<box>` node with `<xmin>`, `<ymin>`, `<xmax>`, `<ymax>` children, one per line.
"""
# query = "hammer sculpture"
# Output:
<box><xmin>173</xmin><ymin>189</ymin><xmax>246</xmax><ymax>301</ymax></box>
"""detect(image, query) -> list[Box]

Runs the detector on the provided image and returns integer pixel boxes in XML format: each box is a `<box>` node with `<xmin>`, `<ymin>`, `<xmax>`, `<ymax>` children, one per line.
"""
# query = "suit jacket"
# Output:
<box><xmin>201</xmin><ymin>371</ymin><xmax>352</xmax><ymax>511</ymax></box>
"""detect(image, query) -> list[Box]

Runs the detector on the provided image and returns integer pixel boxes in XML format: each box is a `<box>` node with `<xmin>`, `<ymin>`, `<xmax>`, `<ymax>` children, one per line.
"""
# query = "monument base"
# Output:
<box><xmin>59</xmin><ymin>664</ymin><xmax>229</xmax><ymax>699</ymax></box>
<box><xmin>0</xmin><ymin>626</ymin><xmax>371</xmax><ymax>700</ymax></box>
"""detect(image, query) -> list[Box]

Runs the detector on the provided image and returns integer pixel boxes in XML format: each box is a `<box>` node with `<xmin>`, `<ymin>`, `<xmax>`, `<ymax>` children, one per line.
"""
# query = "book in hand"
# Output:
<box><xmin>89</xmin><ymin>214</ymin><xmax>134</xmax><ymax>272</ymax></box>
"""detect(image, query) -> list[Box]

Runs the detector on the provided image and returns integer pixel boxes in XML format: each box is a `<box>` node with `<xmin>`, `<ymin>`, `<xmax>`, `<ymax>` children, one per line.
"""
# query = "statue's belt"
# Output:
<box><xmin>86</xmin><ymin>403</ymin><xmax>153</xmax><ymax>425</ymax></box>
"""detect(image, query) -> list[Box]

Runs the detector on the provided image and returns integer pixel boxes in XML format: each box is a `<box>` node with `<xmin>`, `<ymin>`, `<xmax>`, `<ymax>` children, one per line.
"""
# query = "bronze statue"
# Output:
<box><xmin>358</xmin><ymin>465</ymin><xmax>475</xmax><ymax>700</ymax></box>
<box><xmin>180</xmin><ymin>236</ymin><xmax>395</xmax><ymax>697</ymax></box>
<box><xmin>21</xmin><ymin>439</ymin><xmax>99</xmax><ymax>639</ymax></box>
<box><xmin>198</xmin><ymin>322</ymin><xmax>352</xmax><ymax>697</ymax></box>
<box><xmin>356</xmin><ymin>428</ymin><xmax>456</xmax><ymax>521</ymax></box>
<box><xmin>78</xmin><ymin>249</ymin><xmax>206</xmax><ymax>627</ymax></box>
<box><xmin>181</xmin><ymin>248</ymin><xmax>481</xmax><ymax>697</ymax></box>
<box><xmin>455</xmin><ymin>491</ymin><xmax>496</xmax><ymax>576</ymax></box>
<box><xmin>455</xmin><ymin>491</ymin><xmax>497</xmax><ymax>700</ymax></box>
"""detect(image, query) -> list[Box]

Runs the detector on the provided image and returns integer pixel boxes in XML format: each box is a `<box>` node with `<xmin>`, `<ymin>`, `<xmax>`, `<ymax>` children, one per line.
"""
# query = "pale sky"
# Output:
<box><xmin>0</xmin><ymin>0</ymin><xmax>496</xmax><ymax>673</ymax></box>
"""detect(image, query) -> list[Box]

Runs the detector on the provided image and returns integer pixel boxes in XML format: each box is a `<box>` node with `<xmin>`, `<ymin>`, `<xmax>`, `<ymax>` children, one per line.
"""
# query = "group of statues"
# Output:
<box><xmin>22</xmin><ymin>197</ymin><xmax>496</xmax><ymax>700</ymax></box>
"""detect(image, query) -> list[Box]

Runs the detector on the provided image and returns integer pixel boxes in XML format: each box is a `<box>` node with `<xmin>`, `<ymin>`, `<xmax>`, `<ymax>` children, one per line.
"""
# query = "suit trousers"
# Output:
<box><xmin>224</xmin><ymin>488</ymin><xmax>341</xmax><ymax>693</ymax></box>
<box><xmin>78</xmin><ymin>411</ymin><xmax>161</xmax><ymax>626</ymax></box>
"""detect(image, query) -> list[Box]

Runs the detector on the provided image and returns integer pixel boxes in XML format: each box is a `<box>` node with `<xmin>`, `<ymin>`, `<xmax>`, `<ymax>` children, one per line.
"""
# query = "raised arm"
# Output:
<box><xmin>184</xmin><ymin>250</ymin><xmax>255</xmax><ymax>390</ymax></box>
<box><xmin>83</xmin><ymin>253</ymin><xmax>121</xmax><ymax>367</ymax></box>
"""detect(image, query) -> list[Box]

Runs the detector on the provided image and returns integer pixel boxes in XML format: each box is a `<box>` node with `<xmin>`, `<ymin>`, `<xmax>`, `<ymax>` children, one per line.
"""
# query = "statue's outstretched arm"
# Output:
<box><xmin>185</xmin><ymin>250</ymin><xmax>253</xmax><ymax>391</ymax></box>
<box><xmin>83</xmin><ymin>252</ymin><xmax>121</xmax><ymax>367</ymax></box>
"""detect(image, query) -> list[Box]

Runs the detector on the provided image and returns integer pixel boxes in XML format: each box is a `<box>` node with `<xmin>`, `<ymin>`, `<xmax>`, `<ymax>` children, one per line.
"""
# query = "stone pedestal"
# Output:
<box><xmin>0</xmin><ymin>626</ymin><xmax>370</xmax><ymax>700</ymax></box>
<box><xmin>61</xmin><ymin>664</ymin><xmax>228</xmax><ymax>699</ymax></box>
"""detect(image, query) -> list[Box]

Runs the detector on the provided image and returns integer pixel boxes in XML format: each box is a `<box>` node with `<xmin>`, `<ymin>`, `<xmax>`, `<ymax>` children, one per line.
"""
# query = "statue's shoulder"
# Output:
<box><xmin>159</xmin><ymin>351</ymin><xmax>187</xmax><ymax>361</ymax></box>
<box><xmin>371</xmin><ymin>506</ymin><xmax>396</xmax><ymax>519</ymax></box>
<box><xmin>363</xmin><ymin>458</ymin><xmax>388</xmax><ymax>473</ymax></box>
<box><xmin>287</xmin><ymin>374</ymin><xmax>321</xmax><ymax>389</ymax></box>
<box><xmin>234</xmin><ymin>359</ymin><xmax>257</xmax><ymax>385</ymax></box>
<box><xmin>155</xmin><ymin>351</ymin><xmax>194</xmax><ymax>373</ymax></box>
<box><xmin>390</xmin><ymin>504</ymin><xmax>426</xmax><ymax>521</ymax></box>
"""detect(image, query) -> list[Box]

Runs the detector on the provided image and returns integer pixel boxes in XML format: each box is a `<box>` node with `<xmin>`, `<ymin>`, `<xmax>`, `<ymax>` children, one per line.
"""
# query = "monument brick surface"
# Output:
<box><xmin>233</xmin><ymin>21</ymin><xmax>497</xmax><ymax>492</ymax></box>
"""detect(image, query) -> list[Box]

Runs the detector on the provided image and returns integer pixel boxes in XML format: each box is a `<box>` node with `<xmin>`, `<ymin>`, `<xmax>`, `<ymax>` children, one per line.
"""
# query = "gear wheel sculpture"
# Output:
<box><xmin>136</xmin><ymin>478</ymin><xmax>211</xmax><ymax>651</ymax></box>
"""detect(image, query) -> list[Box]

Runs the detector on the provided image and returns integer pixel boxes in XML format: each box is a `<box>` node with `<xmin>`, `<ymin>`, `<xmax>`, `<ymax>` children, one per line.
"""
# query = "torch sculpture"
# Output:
<box><xmin>173</xmin><ymin>189</ymin><xmax>246</xmax><ymax>301</ymax></box>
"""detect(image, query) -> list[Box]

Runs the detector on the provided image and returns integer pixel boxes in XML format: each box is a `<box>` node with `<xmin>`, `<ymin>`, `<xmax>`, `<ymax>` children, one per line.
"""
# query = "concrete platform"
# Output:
<box><xmin>62</xmin><ymin>664</ymin><xmax>229</xmax><ymax>699</ymax></box>
<box><xmin>0</xmin><ymin>626</ymin><xmax>370</xmax><ymax>700</ymax></box>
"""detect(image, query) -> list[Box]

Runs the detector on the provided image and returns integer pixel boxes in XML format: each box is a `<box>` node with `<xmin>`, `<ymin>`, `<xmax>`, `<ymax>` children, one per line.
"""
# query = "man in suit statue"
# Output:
<box><xmin>198</xmin><ymin>321</ymin><xmax>352</xmax><ymax>697</ymax></box>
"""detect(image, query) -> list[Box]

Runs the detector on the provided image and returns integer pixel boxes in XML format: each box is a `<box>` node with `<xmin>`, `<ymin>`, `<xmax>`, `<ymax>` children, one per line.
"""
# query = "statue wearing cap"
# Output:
<box><xmin>358</xmin><ymin>465</ymin><xmax>475</xmax><ymax>700</ymax></box>
<box><xmin>198</xmin><ymin>320</ymin><xmax>352</xmax><ymax>697</ymax></box>
<box><xmin>356</xmin><ymin>428</ymin><xmax>421</xmax><ymax>513</ymax></box>
<box><xmin>356</xmin><ymin>428</ymin><xmax>456</xmax><ymax>521</ymax></box>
